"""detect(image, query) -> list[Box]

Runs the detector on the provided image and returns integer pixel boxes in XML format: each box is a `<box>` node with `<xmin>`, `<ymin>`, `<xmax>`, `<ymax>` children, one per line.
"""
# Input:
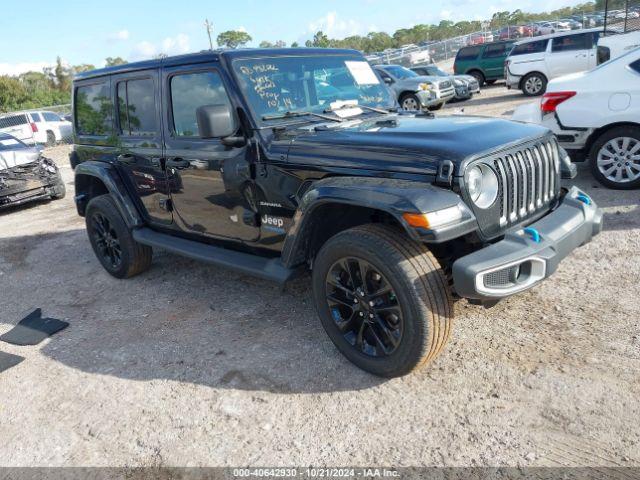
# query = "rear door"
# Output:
<box><xmin>481</xmin><ymin>42</ymin><xmax>512</xmax><ymax>79</ymax></box>
<box><xmin>547</xmin><ymin>33</ymin><xmax>593</xmax><ymax>78</ymax></box>
<box><xmin>111</xmin><ymin>70</ymin><xmax>172</xmax><ymax>226</ymax></box>
<box><xmin>161</xmin><ymin>63</ymin><xmax>258</xmax><ymax>242</ymax></box>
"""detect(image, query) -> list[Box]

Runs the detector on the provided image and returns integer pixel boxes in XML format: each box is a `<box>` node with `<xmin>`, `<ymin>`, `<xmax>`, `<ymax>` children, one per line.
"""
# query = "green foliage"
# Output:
<box><xmin>105</xmin><ymin>56</ymin><xmax>127</xmax><ymax>67</ymax></box>
<box><xmin>217</xmin><ymin>30</ymin><xmax>252</xmax><ymax>49</ymax></box>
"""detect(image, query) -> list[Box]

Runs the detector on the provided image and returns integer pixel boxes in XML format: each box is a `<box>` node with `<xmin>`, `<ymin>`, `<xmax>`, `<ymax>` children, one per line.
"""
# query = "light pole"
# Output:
<box><xmin>204</xmin><ymin>19</ymin><xmax>214</xmax><ymax>50</ymax></box>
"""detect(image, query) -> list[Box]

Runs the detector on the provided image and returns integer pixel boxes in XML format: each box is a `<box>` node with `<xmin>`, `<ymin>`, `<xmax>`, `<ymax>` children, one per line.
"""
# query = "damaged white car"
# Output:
<box><xmin>0</xmin><ymin>132</ymin><xmax>66</xmax><ymax>209</ymax></box>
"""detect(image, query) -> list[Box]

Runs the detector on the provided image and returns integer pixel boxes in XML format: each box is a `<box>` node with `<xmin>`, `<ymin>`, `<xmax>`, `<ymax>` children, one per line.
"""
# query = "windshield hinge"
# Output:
<box><xmin>435</xmin><ymin>160</ymin><xmax>454</xmax><ymax>187</ymax></box>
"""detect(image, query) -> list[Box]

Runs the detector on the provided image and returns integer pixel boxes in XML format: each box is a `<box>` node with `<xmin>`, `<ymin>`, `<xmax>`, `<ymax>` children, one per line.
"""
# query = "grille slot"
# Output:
<box><xmin>483</xmin><ymin>265</ymin><xmax>519</xmax><ymax>288</ymax></box>
<box><xmin>491</xmin><ymin>139</ymin><xmax>560</xmax><ymax>228</ymax></box>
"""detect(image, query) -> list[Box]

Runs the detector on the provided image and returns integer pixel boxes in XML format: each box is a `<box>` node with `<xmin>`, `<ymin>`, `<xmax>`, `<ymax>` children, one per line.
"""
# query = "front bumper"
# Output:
<box><xmin>505</xmin><ymin>69</ymin><xmax>521</xmax><ymax>89</ymax></box>
<box><xmin>452</xmin><ymin>187</ymin><xmax>603</xmax><ymax>301</ymax></box>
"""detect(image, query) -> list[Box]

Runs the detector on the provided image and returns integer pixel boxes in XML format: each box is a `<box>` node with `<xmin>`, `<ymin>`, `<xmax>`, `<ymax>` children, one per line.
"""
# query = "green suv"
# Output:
<box><xmin>453</xmin><ymin>41</ymin><xmax>515</xmax><ymax>86</ymax></box>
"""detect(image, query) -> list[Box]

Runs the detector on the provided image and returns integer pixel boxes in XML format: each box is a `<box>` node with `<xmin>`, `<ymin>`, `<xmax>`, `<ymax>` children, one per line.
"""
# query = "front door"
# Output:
<box><xmin>547</xmin><ymin>33</ymin><xmax>592</xmax><ymax>79</ymax></box>
<box><xmin>112</xmin><ymin>70</ymin><xmax>172</xmax><ymax>225</ymax></box>
<box><xmin>481</xmin><ymin>42</ymin><xmax>512</xmax><ymax>79</ymax></box>
<box><xmin>161</xmin><ymin>64</ymin><xmax>259</xmax><ymax>242</ymax></box>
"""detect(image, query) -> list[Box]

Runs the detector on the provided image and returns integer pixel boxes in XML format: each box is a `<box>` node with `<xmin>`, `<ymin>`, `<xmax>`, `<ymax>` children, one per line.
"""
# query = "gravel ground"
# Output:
<box><xmin>0</xmin><ymin>87</ymin><xmax>639</xmax><ymax>468</ymax></box>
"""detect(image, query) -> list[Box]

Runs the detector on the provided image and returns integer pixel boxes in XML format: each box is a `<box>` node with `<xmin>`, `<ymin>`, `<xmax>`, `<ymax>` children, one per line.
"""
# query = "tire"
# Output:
<box><xmin>312</xmin><ymin>224</ymin><xmax>454</xmax><ymax>377</ymax></box>
<box><xmin>521</xmin><ymin>72</ymin><xmax>547</xmax><ymax>97</ymax></box>
<box><xmin>589</xmin><ymin>126</ymin><xmax>640</xmax><ymax>189</ymax></box>
<box><xmin>400</xmin><ymin>93</ymin><xmax>421</xmax><ymax>111</ymax></box>
<box><xmin>51</xmin><ymin>180</ymin><xmax>66</xmax><ymax>200</ymax></box>
<box><xmin>85</xmin><ymin>194</ymin><xmax>153</xmax><ymax>278</ymax></box>
<box><xmin>45</xmin><ymin>131</ymin><xmax>56</xmax><ymax>147</ymax></box>
<box><xmin>469</xmin><ymin>70</ymin><xmax>485</xmax><ymax>86</ymax></box>
<box><xmin>485</xmin><ymin>79</ymin><xmax>497</xmax><ymax>85</ymax></box>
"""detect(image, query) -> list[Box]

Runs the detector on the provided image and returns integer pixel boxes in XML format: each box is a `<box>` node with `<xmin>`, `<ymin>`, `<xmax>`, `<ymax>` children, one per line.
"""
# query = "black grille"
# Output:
<box><xmin>439</xmin><ymin>80</ymin><xmax>452</xmax><ymax>89</ymax></box>
<box><xmin>484</xmin><ymin>266</ymin><xmax>519</xmax><ymax>288</ymax></box>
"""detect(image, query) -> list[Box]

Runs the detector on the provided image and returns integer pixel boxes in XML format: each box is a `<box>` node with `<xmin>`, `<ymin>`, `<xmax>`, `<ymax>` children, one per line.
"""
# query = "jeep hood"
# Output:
<box><xmin>285</xmin><ymin>114</ymin><xmax>550</xmax><ymax>176</ymax></box>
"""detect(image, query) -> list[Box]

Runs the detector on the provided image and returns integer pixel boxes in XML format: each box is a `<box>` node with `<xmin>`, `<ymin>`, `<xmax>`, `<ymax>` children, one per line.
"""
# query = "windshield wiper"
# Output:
<box><xmin>324</xmin><ymin>103</ymin><xmax>390</xmax><ymax>115</ymax></box>
<box><xmin>262</xmin><ymin>111</ymin><xmax>342</xmax><ymax>123</ymax></box>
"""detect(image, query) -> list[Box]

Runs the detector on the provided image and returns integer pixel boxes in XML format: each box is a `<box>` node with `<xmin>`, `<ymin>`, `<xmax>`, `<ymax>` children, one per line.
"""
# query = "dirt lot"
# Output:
<box><xmin>1</xmin><ymin>85</ymin><xmax>639</xmax><ymax>468</ymax></box>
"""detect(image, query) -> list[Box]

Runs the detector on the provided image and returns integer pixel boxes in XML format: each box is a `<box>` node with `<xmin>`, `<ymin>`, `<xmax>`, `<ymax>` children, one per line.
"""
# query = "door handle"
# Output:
<box><xmin>166</xmin><ymin>158</ymin><xmax>191</xmax><ymax>169</ymax></box>
<box><xmin>117</xmin><ymin>154</ymin><xmax>136</xmax><ymax>164</ymax></box>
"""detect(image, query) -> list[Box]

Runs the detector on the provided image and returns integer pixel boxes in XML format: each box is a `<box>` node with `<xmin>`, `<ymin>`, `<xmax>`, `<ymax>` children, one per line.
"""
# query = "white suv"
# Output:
<box><xmin>511</xmin><ymin>48</ymin><xmax>640</xmax><ymax>189</ymax></box>
<box><xmin>0</xmin><ymin>110</ymin><xmax>72</xmax><ymax>146</ymax></box>
<box><xmin>506</xmin><ymin>29</ymin><xmax>602</xmax><ymax>96</ymax></box>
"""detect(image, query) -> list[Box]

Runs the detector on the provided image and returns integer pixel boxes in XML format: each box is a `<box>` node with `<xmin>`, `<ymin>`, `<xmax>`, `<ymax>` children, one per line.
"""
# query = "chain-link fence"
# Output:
<box><xmin>367</xmin><ymin>8</ymin><xmax>636</xmax><ymax>67</ymax></box>
<box><xmin>0</xmin><ymin>105</ymin><xmax>73</xmax><ymax>146</ymax></box>
<box><xmin>603</xmin><ymin>0</ymin><xmax>640</xmax><ymax>34</ymax></box>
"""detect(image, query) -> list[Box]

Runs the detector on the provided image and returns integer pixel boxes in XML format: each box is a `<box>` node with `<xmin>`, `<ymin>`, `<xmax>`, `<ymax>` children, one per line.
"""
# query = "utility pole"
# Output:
<box><xmin>204</xmin><ymin>19</ymin><xmax>214</xmax><ymax>50</ymax></box>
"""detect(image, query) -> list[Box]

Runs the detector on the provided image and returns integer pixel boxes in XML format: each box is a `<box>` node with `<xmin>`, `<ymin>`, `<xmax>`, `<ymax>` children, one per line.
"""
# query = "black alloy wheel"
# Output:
<box><xmin>325</xmin><ymin>257</ymin><xmax>403</xmax><ymax>357</ymax></box>
<box><xmin>90</xmin><ymin>212</ymin><xmax>123</xmax><ymax>270</ymax></box>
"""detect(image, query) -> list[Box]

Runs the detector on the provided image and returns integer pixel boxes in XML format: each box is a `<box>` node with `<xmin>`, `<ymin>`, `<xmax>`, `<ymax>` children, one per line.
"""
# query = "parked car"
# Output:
<box><xmin>505</xmin><ymin>29</ymin><xmax>604</xmax><ymax>96</ymax></box>
<box><xmin>469</xmin><ymin>32</ymin><xmax>494</xmax><ymax>45</ymax></box>
<box><xmin>0</xmin><ymin>132</ymin><xmax>66</xmax><ymax>208</ymax></box>
<box><xmin>374</xmin><ymin>65</ymin><xmax>455</xmax><ymax>110</ymax></box>
<box><xmin>559</xmin><ymin>18</ymin><xmax>583</xmax><ymax>30</ymax></box>
<box><xmin>71</xmin><ymin>48</ymin><xmax>602</xmax><ymax>377</ymax></box>
<box><xmin>0</xmin><ymin>110</ymin><xmax>72</xmax><ymax>146</ymax></box>
<box><xmin>512</xmin><ymin>48</ymin><xmax>640</xmax><ymax>189</ymax></box>
<box><xmin>410</xmin><ymin>64</ymin><xmax>480</xmax><ymax>101</ymax></box>
<box><xmin>598</xmin><ymin>30</ymin><xmax>640</xmax><ymax>63</ymax></box>
<box><xmin>454</xmin><ymin>40</ymin><xmax>515</xmax><ymax>86</ymax></box>
<box><xmin>549</xmin><ymin>21</ymin><xmax>572</xmax><ymax>32</ymax></box>
<box><xmin>534</xmin><ymin>22</ymin><xmax>557</xmax><ymax>36</ymax></box>
<box><xmin>498</xmin><ymin>25</ymin><xmax>534</xmax><ymax>40</ymax></box>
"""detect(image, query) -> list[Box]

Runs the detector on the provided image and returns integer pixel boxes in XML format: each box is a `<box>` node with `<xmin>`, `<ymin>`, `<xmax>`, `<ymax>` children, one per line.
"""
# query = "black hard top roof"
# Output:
<box><xmin>74</xmin><ymin>48</ymin><xmax>362</xmax><ymax>81</ymax></box>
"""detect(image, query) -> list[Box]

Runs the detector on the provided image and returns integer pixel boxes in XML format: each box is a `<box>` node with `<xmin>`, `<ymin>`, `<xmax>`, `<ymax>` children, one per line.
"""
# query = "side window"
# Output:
<box><xmin>75</xmin><ymin>83</ymin><xmax>112</xmax><ymax>136</ymax></box>
<box><xmin>30</xmin><ymin>112</ymin><xmax>42</xmax><ymax>122</ymax></box>
<box><xmin>117</xmin><ymin>78</ymin><xmax>157</xmax><ymax>136</ymax></box>
<box><xmin>511</xmin><ymin>40</ymin><xmax>548</xmax><ymax>56</ymax></box>
<box><xmin>170</xmin><ymin>71</ymin><xmax>231</xmax><ymax>137</ymax></box>
<box><xmin>630</xmin><ymin>59</ymin><xmax>640</xmax><ymax>74</ymax></box>
<box><xmin>457</xmin><ymin>46</ymin><xmax>481</xmax><ymax>61</ymax></box>
<box><xmin>43</xmin><ymin>112</ymin><xmax>60</xmax><ymax>122</ymax></box>
<box><xmin>482</xmin><ymin>43</ymin><xmax>507</xmax><ymax>58</ymax></box>
<box><xmin>552</xmin><ymin>33</ymin><xmax>591</xmax><ymax>53</ymax></box>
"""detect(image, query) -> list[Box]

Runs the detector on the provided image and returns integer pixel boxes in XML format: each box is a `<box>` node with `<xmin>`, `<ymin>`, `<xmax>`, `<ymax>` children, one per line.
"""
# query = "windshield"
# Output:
<box><xmin>383</xmin><ymin>65</ymin><xmax>419</xmax><ymax>79</ymax></box>
<box><xmin>429</xmin><ymin>67</ymin><xmax>449</xmax><ymax>77</ymax></box>
<box><xmin>232</xmin><ymin>55</ymin><xmax>394</xmax><ymax>122</ymax></box>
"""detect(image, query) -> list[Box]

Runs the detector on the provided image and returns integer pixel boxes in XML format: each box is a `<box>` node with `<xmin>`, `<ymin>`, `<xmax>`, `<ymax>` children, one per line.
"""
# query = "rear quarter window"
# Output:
<box><xmin>75</xmin><ymin>82</ymin><xmax>112</xmax><ymax>136</ymax></box>
<box><xmin>30</xmin><ymin>112</ymin><xmax>42</xmax><ymax>122</ymax></box>
<box><xmin>511</xmin><ymin>39</ymin><xmax>548</xmax><ymax>56</ymax></box>
<box><xmin>0</xmin><ymin>114</ymin><xmax>28</xmax><ymax>128</ymax></box>
<box><xmin>456</xmin><ymin>46</ymin><xmax>482</xmax><ymax>61</ymax></box>
<box><xmin>631</xmin><ymin>59</ymin><xmax>640</xmax><ymax>74</ymax></box>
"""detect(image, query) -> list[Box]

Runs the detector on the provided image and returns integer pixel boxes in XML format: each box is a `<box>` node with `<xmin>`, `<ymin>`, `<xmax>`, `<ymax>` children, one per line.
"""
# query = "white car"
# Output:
<box><xmin>511</xmin><ymin>48</ymin><xmax>640</xmax><ymax>189</ymax></box>
<box><xmin>0</xmin><ymin>110</ymin><xmax>72</xmax><ymax>146</ymax></box>
<box><xmin>534</xmin><ymin>22</ymin><xmax>557</xmax><ymax>36</ymax></box>
<box><xmin>598</xmin><ymin>30</ymin><xmax>640</xmax><ymax>63</ymax></box>
<box><xmin>505</xmin><ymin>29</ymin><xmax>604</xmax><ymax>96</ymax></box>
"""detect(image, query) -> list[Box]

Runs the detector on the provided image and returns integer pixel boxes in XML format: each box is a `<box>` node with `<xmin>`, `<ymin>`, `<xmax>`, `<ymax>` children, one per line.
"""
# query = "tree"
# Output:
<box><xmin>217</xmin><ymin>30</ymin><xmax>252</xmax><ymax>49</ymax></box>
<box><xmin>274</xmin><ymin>40</ymin><xmax>287</xmax><ymax>48</ymax></box>
<box><xmin>73</xmin><ymin>64</ymin><xmax>96</xmax><ymax>74</ymax></box>
<box><xmin>259</xmin><ymin>40</ymin><xmax>274</xmax><ymax>48</ymax></box>
<box><xmin>105</xmin><ymin>56</ymin><xmax>127</xmax><ymax>67</ymax></box>
<box><xmin>291</xmin><ymin>41</ymin><xmax>299</xmax><ymax>48</ymax></box>
<box><xmin>306</xmin><ymin>31</ymin><xmax>330</xmax><ymax>48</ymax></box>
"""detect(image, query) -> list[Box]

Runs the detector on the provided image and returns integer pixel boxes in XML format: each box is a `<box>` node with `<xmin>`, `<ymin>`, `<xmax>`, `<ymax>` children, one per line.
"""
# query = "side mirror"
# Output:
<box><xmin>383</xmin><ymin>77</ymin><xmax>394</xmax><ymax>85</ymax></box>
<box><xmin>196</xmin><ymin>104</ymin><xmax>238</xmax><ymax>139</ymax></box>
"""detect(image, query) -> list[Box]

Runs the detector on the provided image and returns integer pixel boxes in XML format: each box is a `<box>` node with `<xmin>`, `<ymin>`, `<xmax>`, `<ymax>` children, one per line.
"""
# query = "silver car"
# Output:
<box><xmin>411</xmin><ymin>64</ymin><xmax>481</xmax><ymax>101</ymax></box>
<box><xmin>374</xmin><ymin>65</ymin><xmax>455</xmax><ymax>111</ymax></box>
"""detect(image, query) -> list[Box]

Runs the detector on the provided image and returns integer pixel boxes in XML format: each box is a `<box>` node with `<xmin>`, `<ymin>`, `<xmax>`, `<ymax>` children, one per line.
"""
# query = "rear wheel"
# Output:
<box><xmin>469</xmin><ymin>70</ymin><xmax>485</xmax><ymax>86</ymax></box>
<box><xmin>400</xmin><ymin>93</ymin><xmax>421</xmax><ymax>111</ymax></box>
<box><xmin>85</xmin><ymin>194</ymin><xmax>152</xmax><ymax>278</ymax></box>
<box><xmin>589</xmin><ymin>126</ymin><xmax>640</xmax><ymax>189</ymax></box>
<box><xmin>521</xmin><ymin>72</ymin><xmax>547</xmax><ymax>96</ymax></box>
<box><xmin>312</xmin><ymin>224</ymin><xmax>454</xmax><ymax>377</ymax></box>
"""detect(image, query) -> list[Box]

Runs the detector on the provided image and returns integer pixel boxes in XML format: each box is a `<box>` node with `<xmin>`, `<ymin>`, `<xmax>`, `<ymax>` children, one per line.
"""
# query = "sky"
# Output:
<box><xmin>0</xmin><ymin>0</ymin><xmax>585</xmax><ymax>75</ymax></box>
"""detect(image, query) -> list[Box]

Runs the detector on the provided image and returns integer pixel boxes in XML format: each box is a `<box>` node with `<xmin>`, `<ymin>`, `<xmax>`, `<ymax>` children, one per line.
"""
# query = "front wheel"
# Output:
<box><xmin>400</xmin><ymin>93</ymin><xmax>421</xmax><ymax>111</ymax></box>
<box><xmin>589</xmin><ymin>126</ymin><xmax>640</xmax><ymax>189</ymax></box>
<box><xmin>85</xmin><ymin>194</ymin><xmax>153</xmax><ymax>278</ymax></box>
<box><xmin>312</xmin><ymin>225</ymin><xmax>454</xmax><ymax>377</ymax></box>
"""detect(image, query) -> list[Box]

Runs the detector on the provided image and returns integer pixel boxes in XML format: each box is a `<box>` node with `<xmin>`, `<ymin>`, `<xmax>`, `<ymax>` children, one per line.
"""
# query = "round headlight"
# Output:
<box><xmin>466</xmin><ymin>164</ymin><xmax>499</xmax><ymax>209</ymax></box>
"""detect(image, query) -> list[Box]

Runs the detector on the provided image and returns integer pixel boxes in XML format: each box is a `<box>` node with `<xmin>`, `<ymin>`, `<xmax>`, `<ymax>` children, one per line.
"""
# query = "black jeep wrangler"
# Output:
<box><xmin>71</xmin><ymin>48</ymin><xmax>603</xmax><ymax>377</ymax></box>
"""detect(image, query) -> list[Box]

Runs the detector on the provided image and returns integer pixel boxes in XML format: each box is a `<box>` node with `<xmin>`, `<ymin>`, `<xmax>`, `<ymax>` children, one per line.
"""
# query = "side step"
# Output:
<box><xmin>132</xmin><ymin>228</ymin><xmax>299</xmax><ymax>284</ymax></box>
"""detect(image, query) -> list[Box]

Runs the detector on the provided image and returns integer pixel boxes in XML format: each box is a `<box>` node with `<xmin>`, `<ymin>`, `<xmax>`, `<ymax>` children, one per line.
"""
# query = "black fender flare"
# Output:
<box><xmin>281</xmin><ymin>176</ymin><xmax>475</xmax><ymax>267</ymax></box>
<box><xmin>74</xmin><ymin>161</ymin><xmax>144</xmax><ymax>228</ymax></box>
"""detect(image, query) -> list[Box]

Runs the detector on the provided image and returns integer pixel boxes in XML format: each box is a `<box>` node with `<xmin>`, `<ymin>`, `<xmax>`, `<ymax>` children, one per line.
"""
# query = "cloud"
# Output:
<box><xmin>0</xmin><ymin>62</ymin><xmax>54</xmax><ymax>76</ymax></box>
<box><xmin>107</xmin><ymin>29</ymin><xmax>130</xmax><ymax>42</ymax></box>
<box><xmin>307</xmin><ymin>11</ymin><xmax>368</xmax><ymax>39</ymax></box>
<box><xmin>130</xmin><ymin>34</ymin><xmax>191</xmax><ymax>61</ymax></box>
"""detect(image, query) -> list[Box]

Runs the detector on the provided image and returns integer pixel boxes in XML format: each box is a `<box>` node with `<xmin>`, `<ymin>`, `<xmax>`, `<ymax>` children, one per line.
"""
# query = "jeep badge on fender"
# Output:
<box><xmin>71</xmin><ymin>48</ymin><xmax>603</xmax><ymax>377</ymax></box>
